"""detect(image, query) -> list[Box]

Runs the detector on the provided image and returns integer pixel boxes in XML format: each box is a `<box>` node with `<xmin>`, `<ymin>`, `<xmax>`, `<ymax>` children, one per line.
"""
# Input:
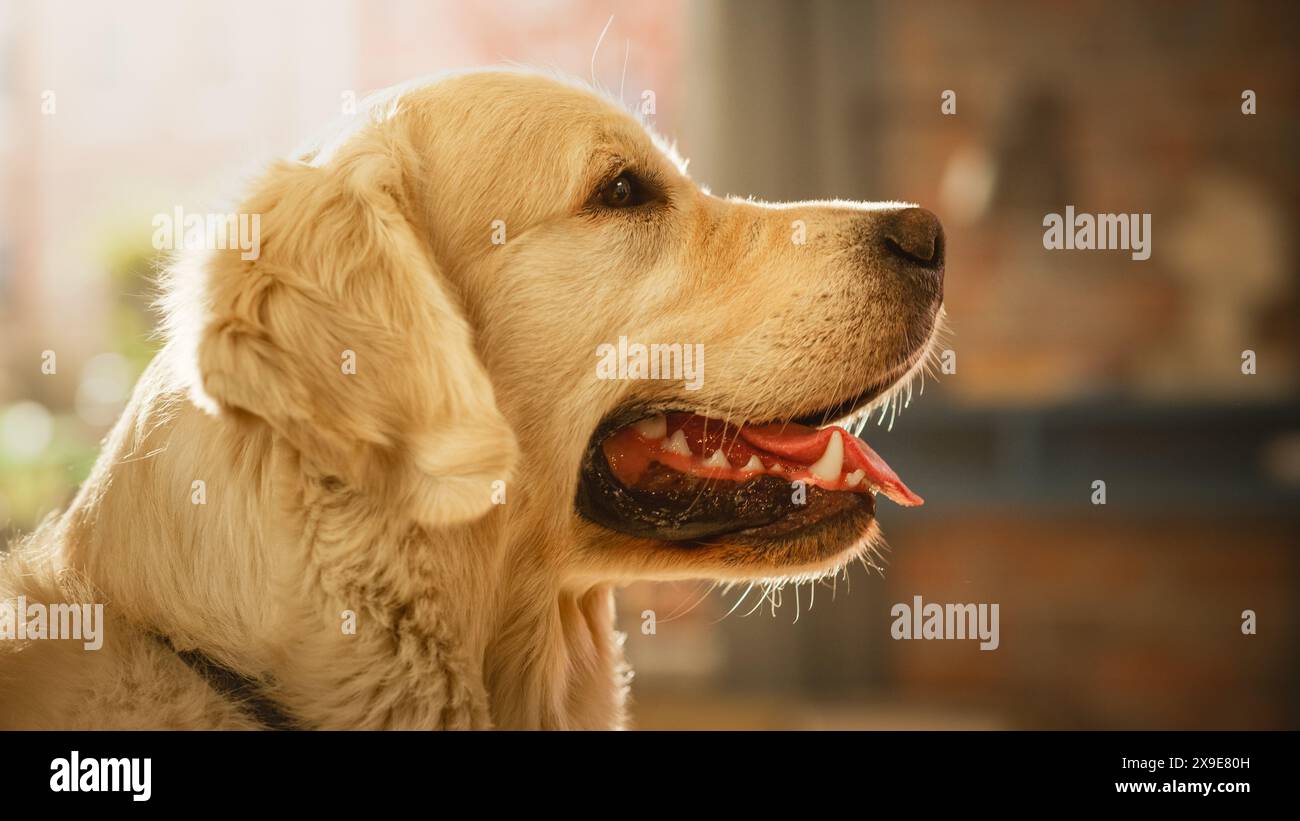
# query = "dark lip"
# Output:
<box><xmin>682</xmin><ymin>488</ymin><xmax>875</xmax><ymax>547</ymax></box>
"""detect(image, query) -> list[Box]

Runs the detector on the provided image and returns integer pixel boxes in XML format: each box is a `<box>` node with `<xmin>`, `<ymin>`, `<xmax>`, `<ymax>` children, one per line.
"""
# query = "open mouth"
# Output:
<box><xmin>576</xmin><ymin>396</ymin><xmax>922</xmax><ymax>547</ymax></box>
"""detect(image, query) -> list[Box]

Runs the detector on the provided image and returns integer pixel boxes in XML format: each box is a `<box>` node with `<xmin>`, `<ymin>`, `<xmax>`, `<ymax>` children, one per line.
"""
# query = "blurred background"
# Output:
<box><xmin>1</xmin><ymin>0</ymin><xmax>1297</xmax><ymax>728</ymax></box>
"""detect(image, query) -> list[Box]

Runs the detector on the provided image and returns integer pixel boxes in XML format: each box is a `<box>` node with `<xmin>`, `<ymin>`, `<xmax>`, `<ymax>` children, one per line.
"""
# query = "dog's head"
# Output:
<box><xmin>182</xmin><ymin>70</ymin><xmax>944</xmax><ymax>584</ymax></box>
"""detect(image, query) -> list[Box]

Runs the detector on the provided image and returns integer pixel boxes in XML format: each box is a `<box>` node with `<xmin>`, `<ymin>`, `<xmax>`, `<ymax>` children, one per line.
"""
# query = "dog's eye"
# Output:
<box><xmin>598</xmin><ymin>173</ymin><xmax>644</xmax><ymax>209</ymax></box>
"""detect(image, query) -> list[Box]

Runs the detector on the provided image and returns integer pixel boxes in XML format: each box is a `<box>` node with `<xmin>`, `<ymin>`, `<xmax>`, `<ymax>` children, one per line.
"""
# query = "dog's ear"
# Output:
<box><xmin>187</xmin><ymin>150</ymin><xmax>516</xmax><ymax>528</ymax></box>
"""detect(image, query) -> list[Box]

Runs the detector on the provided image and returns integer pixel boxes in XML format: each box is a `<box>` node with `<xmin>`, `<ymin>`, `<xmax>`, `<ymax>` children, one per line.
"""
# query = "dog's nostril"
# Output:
<box><xmin>882</xmin><ymin>207</ymin><xmax>944</xmax><ymax>270</ymax></box>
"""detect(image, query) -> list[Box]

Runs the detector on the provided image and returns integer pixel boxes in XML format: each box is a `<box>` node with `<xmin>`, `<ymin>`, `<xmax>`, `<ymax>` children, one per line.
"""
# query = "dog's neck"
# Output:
<box><xmin>62</xmin><ymin>363</ymin><xmax>627</xmax><ymax>729</ymax></box>
<box><xmin>265</xmin><ymin>479</ymin><xmax>629</xmax><ymax>730</ymax></box>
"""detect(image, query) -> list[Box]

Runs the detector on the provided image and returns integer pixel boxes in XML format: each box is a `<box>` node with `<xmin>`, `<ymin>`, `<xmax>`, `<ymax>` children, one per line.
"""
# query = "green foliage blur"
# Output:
<box><xmin>0</xmin><ymin>238</ymin><xmax>160</xmax><ymax>541</ymax></box>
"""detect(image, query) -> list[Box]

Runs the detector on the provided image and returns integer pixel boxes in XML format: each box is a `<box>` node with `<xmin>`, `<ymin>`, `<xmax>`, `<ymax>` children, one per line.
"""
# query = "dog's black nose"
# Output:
<box><xmin>882</xmin><ymin>207</ymin><xmax>945</xmax><ymax>271</ymax></box>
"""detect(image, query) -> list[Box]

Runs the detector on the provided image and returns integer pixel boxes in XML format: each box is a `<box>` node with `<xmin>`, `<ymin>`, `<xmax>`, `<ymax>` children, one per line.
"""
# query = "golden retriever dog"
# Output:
<box><xmin>0</xmin><ymin>69</ymin><xmax>945</xmax><ymax>729</ymax></box>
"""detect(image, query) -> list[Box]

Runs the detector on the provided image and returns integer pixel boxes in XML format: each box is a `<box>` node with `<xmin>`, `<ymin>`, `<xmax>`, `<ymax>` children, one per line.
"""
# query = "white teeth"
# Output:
<box><xmin>664</xmin><ymin>429</ymin><xmax>692</xmax><ymax>456</ymax></box>
<box><xmin>769</xmin><ymin>463</ymin><xmax>784</xmax><ymax>474</ymax></box>
<box><xmin>633</xmin><ymin>414</ymin><xmax>667</xmax><ymax>439</ymax></box>
<box><xmin>845</xmin><ymin>469</ymin><xmax>865</xmax><ymax>488</ymax></box>
<box><xmin>703</xmin><ymin>449</ymin><xmax>732</xmax><ymax>469</ymax></box>
<box><xmin>809</xmin><ymin>431</ymin><xmax>844</xmax><ymax>482</ymax></box>
<box><xmin>741</xmin><ymin>455</ymin><xmax>764</xmax><ymax>473</ymax></box>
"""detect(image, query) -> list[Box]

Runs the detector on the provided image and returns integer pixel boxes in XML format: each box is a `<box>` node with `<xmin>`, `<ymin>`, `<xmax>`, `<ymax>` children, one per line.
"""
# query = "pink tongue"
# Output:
<box><xmin>739</xmin><ymin>422</ymin><xmax>924</xmax><ymax>506</ymax></box>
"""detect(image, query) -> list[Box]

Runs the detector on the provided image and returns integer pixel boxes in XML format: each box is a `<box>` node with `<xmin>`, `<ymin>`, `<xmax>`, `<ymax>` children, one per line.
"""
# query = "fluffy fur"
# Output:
<box><xmin>0</xmin><ymin>70</ymin><xmax>941</xmax><ymax>729</ymax></box>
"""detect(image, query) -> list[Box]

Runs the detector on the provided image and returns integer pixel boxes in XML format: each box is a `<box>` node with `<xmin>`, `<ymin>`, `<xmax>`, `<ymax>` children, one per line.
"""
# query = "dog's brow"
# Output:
<box><xmin>588</xmin><ymin>151</ymin><xmax>629</xmax><ymax>185</ymax></box>
<box><xmin>587</xmin><ymin>145</ymin><xmax>674</xmax><ymax>193</ymax></box>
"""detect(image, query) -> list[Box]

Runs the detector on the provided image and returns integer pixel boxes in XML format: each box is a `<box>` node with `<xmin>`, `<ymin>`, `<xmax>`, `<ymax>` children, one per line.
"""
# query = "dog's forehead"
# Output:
<box><xmin>414</xmin><ymin>71</ymin><xmax>683</xmax><ymax>175</ymax></box>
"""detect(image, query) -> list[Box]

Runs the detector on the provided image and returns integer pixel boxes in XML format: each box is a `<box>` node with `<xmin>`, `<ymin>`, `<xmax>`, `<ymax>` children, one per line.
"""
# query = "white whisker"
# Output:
<box><xmin>590</xmin><ymin>15</ymin><xmax>614</xmax><ymax>90</ymax></box>
<box><xmin>619</xmin><ymin>39</ymin><xmax>629</xmax><ymax>104</ymax></box>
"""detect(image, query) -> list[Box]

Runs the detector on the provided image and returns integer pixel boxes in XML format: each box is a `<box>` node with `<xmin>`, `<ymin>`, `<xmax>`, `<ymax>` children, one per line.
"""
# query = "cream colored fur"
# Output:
<box><xmin>0</xmin><ymin>69</ymin><xmax>938</xmax><ymax>729</ymax></box>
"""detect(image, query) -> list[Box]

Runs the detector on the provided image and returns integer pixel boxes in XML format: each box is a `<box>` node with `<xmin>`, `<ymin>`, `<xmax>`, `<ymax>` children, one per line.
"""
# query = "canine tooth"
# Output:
<box><xmin>664</xmin><ymin>429</ymin><xmax>692</xmax><ymax>456</ymax></box>
<box><xmin>741</xmin><ymin>455</ymin><xmax>764</xmax><ymax>472</ymax></box>
<box><xmin>808</xmin><ymin>431</ymin><xmax>844</xmax><ymax>482</ymax></box>
<box><xmin>845</xmin><ymin>469</ymin><xmax>865</xmax><ymax>488</ymax></box>
<box><xmin>703</xmin><ymin>449</ymin><xmax>732</xmax><ymax>469</ymax></box>
<box><xmin>633</xmin><ymin>414</ymin><xmax>667</xmax><ymax>439</ymax></box>
<box><xmin>769</xmin><ymin>463</ymin><xmax>784</xmax><ymax>473</ymax></box>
